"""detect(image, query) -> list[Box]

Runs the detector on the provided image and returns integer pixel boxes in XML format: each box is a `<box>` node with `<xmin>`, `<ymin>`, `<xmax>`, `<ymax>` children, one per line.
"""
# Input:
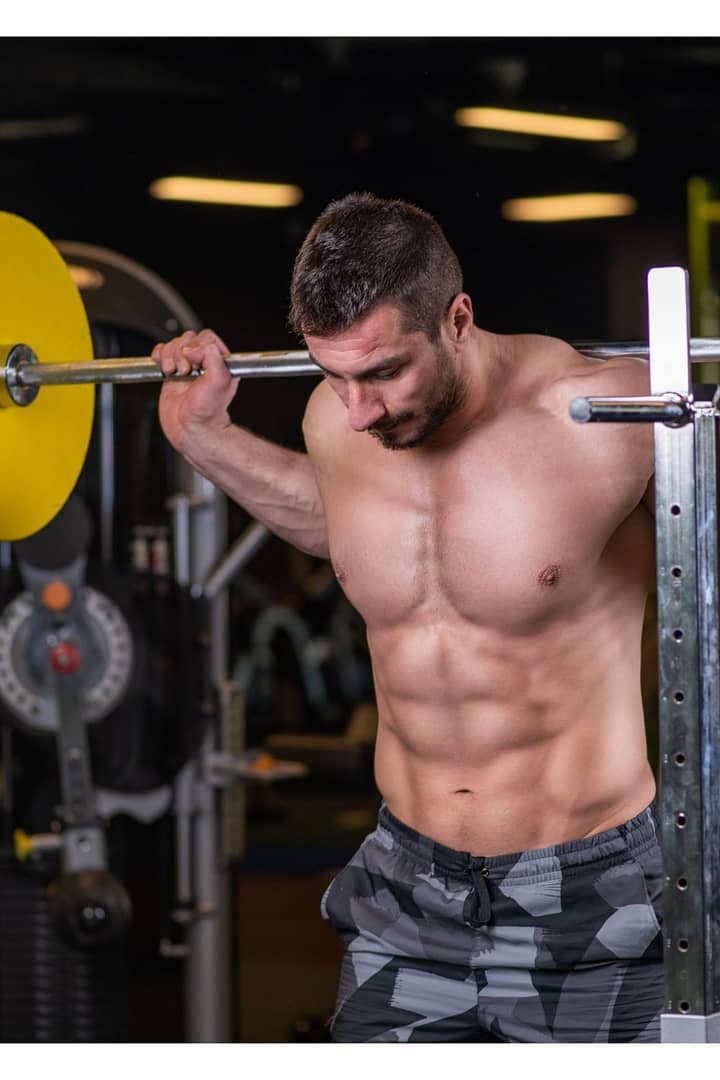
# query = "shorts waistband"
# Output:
<box><xmin>375</xmin><ymin>801</ymin><xmax>659</xmax><ymax>884</ymax></box>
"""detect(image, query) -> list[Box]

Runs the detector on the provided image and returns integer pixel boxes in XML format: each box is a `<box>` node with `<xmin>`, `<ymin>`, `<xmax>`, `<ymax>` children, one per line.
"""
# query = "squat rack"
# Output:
<box><xmin>573</xmin><ymin>266</ymin><xmax>720</xmax><ymax>1042</ymax></box>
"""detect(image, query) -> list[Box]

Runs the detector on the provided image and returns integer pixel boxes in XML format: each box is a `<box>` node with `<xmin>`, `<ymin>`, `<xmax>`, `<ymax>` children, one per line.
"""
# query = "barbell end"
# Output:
<box><xmin>0</xmin><ymin>344</ymin><xmax>39</xmax><ymax>407</ymax></box>
<box><xmin>569</xmin><ymin>397</ymin><xmax>592</xmax><ymax>423</ymax></box>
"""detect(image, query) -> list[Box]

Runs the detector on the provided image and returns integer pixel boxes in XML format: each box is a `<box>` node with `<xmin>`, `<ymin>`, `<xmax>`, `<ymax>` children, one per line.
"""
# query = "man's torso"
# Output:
<box><xmin>304</xmin><ymin>333</ymin><xmax>656</xmax><ymax>854</ymax></box>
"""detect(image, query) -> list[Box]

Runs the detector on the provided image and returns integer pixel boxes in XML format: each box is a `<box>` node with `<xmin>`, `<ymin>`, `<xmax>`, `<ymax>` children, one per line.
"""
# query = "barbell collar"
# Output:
<box><xmin>1</xmin><ymin>343</ymin><xmax>40</xmax><ymax>406</ymax></box>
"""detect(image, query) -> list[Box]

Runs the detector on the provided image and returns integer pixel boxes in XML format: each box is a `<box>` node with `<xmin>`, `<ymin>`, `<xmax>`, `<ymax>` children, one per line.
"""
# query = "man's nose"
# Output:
<box><xmin>346</xmin><ymin>383</ymin><xmax>385</xmax><ymax>432</ymax></box>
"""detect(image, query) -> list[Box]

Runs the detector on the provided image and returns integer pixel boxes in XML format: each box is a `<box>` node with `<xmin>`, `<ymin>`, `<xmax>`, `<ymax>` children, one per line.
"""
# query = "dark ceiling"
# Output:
<box><xmin>2</xmin><ymin>37</ymin><xmax>720</xmax><ymax>349</ymax></box>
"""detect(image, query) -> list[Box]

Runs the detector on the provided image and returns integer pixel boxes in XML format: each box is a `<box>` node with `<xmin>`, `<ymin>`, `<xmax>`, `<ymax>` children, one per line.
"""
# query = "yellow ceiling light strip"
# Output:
<box><xmin>502</xmin><ymin>193</ymin><xmax>638</xmax><ymax>222</ymax></box>
<box><xmin>455</xmin><ymin>107</ymin><xmax>628</xmax><ymax>142</ymax></box>
<box><xmin>149</xmin><ymin>176</ymin><xmax>303</xmax><ymax>208</ymax></box>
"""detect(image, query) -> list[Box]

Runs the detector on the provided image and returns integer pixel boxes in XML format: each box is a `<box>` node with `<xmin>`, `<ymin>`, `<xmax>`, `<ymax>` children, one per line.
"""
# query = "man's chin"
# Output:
<box><xmin>371</xmin><ymin>429</ymin><xmax>424</xmax><ymax>451</ymax></box>
<box><xmin>371</xmin><ymin>411</ymin><xmax>452</xmax><ymax>450</ymax></box>
<box><xmin>369</xmin><ymin>419</ymin><xmax>418</xmax><ymax>450</ymax></box>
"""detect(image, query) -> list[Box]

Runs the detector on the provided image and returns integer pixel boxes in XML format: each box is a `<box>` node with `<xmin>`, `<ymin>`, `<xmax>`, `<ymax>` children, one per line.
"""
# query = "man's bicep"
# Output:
<box><xmin>298</xmin><ymin>383</ymin><xmax>336</xmax><ymax>559</ymax></box>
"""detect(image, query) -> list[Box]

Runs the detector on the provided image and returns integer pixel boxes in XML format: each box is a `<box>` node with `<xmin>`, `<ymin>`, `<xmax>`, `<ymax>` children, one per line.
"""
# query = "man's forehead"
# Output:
<box><xmin>306</xmin><ymin>302</ymin><xmax>408</xmax><ymax>347</ymax></box>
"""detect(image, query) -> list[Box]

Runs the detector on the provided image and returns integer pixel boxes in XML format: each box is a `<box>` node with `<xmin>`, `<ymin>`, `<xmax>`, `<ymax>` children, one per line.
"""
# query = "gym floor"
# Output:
<box><xmin>125</xmin><ymin>786</ymin><xmax>380</xmax><ymax>1043</ymax></box>
<box><xmin>235</xmin><ymin>867</ymin><xmax>342</xmax><ymax>1041</ymax></box>
<box><xmin>235</xmin><ymin>788</ymin><xmax>379</xmax><ymax>1042</ymax></box>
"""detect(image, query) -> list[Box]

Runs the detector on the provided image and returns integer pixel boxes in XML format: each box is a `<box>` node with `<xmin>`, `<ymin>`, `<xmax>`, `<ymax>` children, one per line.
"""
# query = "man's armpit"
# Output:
<box><xmin>642</xmin><ymin>476</ymin><xmax>656</xmax><ymax>517</ymax></box>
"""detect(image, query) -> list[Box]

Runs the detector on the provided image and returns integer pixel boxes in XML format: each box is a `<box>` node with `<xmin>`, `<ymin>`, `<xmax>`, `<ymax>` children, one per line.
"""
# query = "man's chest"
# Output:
<box><xmin>317</xmin><ymin>418</ymin><xmax>653</xmax><ymax>631</ymax></box>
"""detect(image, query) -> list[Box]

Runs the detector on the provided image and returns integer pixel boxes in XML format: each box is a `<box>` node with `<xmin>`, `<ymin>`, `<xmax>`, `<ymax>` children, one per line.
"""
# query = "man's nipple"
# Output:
<box><xmin>537</xmin><ymin>563</ymin><xmax>561</xmax><ymax>587</ymax></box>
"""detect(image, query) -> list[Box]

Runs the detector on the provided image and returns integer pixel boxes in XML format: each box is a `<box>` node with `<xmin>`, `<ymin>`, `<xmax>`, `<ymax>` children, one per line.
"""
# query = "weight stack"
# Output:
<box><xmin>0</xmin><ymin>856</ymin><xmax>128</xmax><ymax>1041</ymax></box>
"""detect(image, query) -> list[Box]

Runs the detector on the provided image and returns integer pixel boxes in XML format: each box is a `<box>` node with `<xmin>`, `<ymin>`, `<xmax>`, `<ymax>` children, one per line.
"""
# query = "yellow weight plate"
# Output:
<box><xmin>0</xmin><ymin>212</ymin><xmax>94</xmax><ymax>540</ymax></box>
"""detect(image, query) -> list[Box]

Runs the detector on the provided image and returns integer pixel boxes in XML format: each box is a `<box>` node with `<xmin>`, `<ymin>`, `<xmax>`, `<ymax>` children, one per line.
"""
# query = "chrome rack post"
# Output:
<box><xmin>649</xmin><ymin>268</ymin><xmax>720</xmax><ymax>1041</ymax></box>
<box><xmin>168</xmin><ymin>463</ymin><xmax>231</xmax><ymax>1043</ymax></box>
<box><xmin>571</xmin><ymin>266</ymin><xmax>720</xmax><ymax>1042</ymax></box>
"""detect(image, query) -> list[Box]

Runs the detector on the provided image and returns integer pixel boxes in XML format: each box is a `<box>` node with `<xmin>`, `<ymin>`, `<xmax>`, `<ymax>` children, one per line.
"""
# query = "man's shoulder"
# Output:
<box><xmin>522</xmin><ymin>341</ymin><xmax>654</xmax><ymax>505</ymax></box>
<box><xmin>539</xmin><ymin>346</ymin><xmax>650</xmax><ymax>417</ymax></box>
<box><xmin>302</xmin><ymin>378</ymin><xmax>345</xmax><ymax>454</ymax></box>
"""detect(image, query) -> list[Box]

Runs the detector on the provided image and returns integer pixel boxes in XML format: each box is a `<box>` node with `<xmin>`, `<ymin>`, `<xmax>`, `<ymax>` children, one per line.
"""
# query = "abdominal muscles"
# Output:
<box><xmin>367</xmin><ymin>590</ymin><xmax>655</xmax><ymax>855</ymax></box>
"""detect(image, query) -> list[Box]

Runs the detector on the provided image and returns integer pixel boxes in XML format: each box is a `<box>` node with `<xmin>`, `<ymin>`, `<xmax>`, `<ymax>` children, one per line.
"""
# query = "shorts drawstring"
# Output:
<box><xmin>463</xmin><ymin>860</ymin><xmax>492</xmax><ymax>927</ymax></box>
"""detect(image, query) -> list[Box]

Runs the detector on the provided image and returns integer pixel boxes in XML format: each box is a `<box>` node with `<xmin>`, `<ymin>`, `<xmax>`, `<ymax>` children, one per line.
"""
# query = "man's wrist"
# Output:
<box><xmin>173</xmin><ymin>413</ymin><xmax>234</xmax><ymax>460</ymax></box>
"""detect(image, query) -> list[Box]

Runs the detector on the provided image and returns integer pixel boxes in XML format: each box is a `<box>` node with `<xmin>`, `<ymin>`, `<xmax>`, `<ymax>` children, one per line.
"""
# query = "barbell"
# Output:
<box><xmin>2</xmin><ymin>210</ymin><xmax>720</xmax><ymax>542</ymax></box>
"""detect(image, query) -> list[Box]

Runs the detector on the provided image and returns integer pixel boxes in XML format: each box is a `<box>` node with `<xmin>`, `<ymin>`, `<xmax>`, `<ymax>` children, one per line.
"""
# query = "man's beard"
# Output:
<box><xmin>368</xmin><ymin>346</ymin><xmax>468</xmax><ymax>450</ymax></box>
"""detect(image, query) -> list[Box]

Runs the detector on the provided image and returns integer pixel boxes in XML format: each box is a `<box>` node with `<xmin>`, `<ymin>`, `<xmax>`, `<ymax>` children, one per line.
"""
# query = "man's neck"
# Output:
<box><xmin>433</xmin><ymin>328</ymin><xmax>513</xmax><ymax>448</ymax></box>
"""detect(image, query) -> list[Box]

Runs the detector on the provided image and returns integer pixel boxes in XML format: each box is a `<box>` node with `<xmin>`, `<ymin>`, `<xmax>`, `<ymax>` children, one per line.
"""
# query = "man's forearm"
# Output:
<box><xmin>180</xmin><ymin>422</ymin><xmax>330</xmax><ymax>558</ymax></box>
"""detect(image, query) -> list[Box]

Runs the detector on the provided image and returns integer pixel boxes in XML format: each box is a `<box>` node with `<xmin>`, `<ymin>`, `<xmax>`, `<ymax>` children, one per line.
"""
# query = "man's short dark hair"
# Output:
<box><xmin>289</xmin><ymin>193</ymin><xmax>463</xmax><ymax>341</ymax></box>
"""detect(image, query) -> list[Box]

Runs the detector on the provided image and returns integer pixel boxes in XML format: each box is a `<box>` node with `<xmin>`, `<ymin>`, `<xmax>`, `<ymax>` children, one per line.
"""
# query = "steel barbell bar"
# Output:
<box><xmin>17</xmin><ymin>349</ymin><xmax>318</xmax><ymax>385</ymax></box>
<box><xmin>0</xmin><ymin>345</ymin><xmax>320</xmax><ymax>406</ymax></box>
<box><xmin>573</xmin><ymin>339</ymin><xmax>720</xmax><ymax>362</ymax></box>
<box><xmin>4</xmin><ymin>339</ymin><xmax>720</xmax><ymax>405</ymax></box>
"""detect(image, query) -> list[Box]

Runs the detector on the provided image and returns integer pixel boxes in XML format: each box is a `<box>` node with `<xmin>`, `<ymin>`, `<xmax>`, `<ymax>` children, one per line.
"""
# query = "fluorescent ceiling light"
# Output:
<box><xmin>455</xmin><ymin>107</ymin><xmax>628</xmax><ymax>142</ymax></box>
<box><xmin>149</xmin><ymin>176</ymin><xmax>303</xmax><ymax>208</ymax></box>
<box><xmin>502</xmin><ymin>193</ymin><xmax>637</xmax><ymax>222</ymax></box>
<box><xmin>0</xmin><ymin>116</ymin><xmax>88</xmax><ymax>140</ymax></box>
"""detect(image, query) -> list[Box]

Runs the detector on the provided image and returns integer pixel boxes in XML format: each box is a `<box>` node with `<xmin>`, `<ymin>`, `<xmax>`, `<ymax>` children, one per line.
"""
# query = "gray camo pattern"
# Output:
<box><xmin>321</xmin><ymin>803</ymin><xmax>663</xmax><ymax>1042</ymax></box>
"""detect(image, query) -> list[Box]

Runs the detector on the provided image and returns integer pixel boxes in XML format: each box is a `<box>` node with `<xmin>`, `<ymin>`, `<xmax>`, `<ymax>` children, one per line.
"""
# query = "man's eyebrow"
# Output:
<box><xmin>308</xmin><ymin>353</ymin><xmax>407</xmax><ymax>379</ymax></box>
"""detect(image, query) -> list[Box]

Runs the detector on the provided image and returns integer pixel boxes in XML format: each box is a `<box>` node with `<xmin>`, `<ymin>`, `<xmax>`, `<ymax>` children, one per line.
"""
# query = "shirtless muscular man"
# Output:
<box><xmin>153</xmin><ymin>193</ymin><xmax>662</xmax><ymax>1042</ymax></box>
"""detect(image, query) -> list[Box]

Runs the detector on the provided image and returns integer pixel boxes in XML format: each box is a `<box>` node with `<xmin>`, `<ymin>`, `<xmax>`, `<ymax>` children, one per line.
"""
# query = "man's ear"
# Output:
<box><xmin>445</xmin><ymin>293</ymin><xmax>474</xmax><ymax>343</ymax></box>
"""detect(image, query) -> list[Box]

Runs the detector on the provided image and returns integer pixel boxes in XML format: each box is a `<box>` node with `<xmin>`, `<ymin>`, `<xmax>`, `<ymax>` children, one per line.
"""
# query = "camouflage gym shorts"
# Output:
<box><xmin>321</xmin><ymin>802</ymin><xmax>664</xmax><ymax>1042</ymax></box>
